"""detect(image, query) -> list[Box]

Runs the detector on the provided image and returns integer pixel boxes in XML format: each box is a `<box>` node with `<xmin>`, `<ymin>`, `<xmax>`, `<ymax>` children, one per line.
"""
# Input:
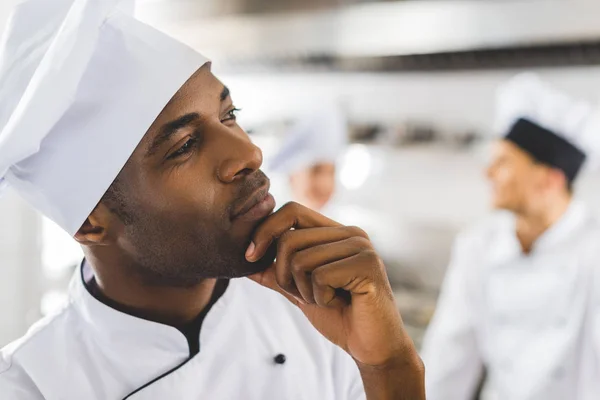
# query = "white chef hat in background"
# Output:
<box><xmin>0</xmin><ymin>0</ymin><xmax>209</xmax><ymax>235</ymax></box>
<box><xmin>493</xmin><ymin>72</ymin><xmax>600</xmax><ymax>178</ymax></box>
<box><xmin>267</xmin><ymin>103</ymin><xmax>348</xmax><ymax>175</ymax></box>
<box><xmin>493</xmin><ymin>72</ymin><xmax>594</xmax><ymax>155</ymax></box>
<box><xmin>577</xmin><ymin>104</ymin><xmax>600</xmax><ymax>170</ymax></box>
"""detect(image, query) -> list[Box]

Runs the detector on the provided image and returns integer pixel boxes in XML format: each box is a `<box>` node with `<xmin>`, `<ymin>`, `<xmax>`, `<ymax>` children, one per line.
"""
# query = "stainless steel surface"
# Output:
<box><xmin>137</xmin><ymin>0</ymin><xmax>600</xmax><ymax>63</ymax></box>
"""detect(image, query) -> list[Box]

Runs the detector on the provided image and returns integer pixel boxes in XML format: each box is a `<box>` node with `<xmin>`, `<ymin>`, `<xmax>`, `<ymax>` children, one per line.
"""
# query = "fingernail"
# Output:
<box><xmin>245</xmin><ymin>241</ymin><xmax>256</xmax><ymax>260</ymax></box>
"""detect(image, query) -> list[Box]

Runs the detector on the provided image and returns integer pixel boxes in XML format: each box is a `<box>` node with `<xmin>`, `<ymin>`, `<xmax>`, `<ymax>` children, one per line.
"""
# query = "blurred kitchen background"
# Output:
<box><xmin>2</xmin><ymin>0</ymin><xmax>600</xmax><ymax>349</ymax></box>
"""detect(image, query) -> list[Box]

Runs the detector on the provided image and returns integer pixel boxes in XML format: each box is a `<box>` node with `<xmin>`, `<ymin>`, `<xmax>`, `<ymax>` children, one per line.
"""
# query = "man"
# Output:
<box><xmin>421</xmin><ymin>73</ymin><xmax>600</xmax><ymax>400</ymax></box>
<box><xmin>0</xmin><ymin>1</ymin><xmax>424</xmax><ymax>399</ymax></box>
<box><xmin>268</xmin><ymin>103</ymin><xmax>347</xmax><ymax>212</ymax></box>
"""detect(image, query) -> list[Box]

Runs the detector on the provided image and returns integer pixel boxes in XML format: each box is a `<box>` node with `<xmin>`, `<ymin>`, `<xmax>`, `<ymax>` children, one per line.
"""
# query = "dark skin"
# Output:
<box><xmin>75</xmin><ymin>63</ymin><xmax>425</xmax><ymax>399</ymax></box>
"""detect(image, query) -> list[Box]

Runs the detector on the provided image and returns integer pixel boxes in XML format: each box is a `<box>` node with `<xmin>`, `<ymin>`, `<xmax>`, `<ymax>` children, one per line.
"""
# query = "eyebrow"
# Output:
<box><xmin>220</xmin><ymin>85</ymin><xmax>230</xmax><ymax>102</ymax></box>
<box><xmin>146</xmin><ymin>112</ymin><xmax>200</xmax><ymax>157</ymax></box>
<box><xmin>145</xmin><ymin>87</ymin><xmax>231</xmax><ymax>158</ymax></box>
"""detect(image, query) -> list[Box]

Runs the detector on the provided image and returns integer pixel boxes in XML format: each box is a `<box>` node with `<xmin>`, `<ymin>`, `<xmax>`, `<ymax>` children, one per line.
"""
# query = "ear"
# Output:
<box><xmin>545</xmin><ymin>168</ymin><xmax>569</xmax><ymax>193</ymax></box>
<box><xmin>74</xmin><ymin>203</ymin><xmax>117</xmax><ymax>246</ymax></box>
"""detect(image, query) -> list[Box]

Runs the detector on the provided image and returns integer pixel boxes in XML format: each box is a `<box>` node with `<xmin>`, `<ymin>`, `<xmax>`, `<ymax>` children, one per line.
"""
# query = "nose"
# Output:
<box><xmin>217</xmin><ymin>134</ymin><xmax>263</xmax><ymax>183</ymax></box>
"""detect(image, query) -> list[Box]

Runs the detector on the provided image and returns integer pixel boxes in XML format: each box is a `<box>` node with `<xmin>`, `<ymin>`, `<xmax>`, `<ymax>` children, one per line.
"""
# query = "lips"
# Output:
<box><xmin>231</xmin><ymin>184</ymin><xmax>276</xmax><ymax>222</ymax></box>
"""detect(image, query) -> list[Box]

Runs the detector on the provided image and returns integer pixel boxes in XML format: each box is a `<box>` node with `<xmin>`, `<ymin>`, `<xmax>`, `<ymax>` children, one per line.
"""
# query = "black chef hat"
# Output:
<box><xmin>505</xmin><ymin>118</ymin><xmax>586</xmax><ymax>183</ymax></box>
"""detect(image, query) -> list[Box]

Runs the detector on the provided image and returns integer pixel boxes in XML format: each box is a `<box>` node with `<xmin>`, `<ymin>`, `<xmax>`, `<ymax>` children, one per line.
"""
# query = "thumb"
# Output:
<box><xmin>247</xmin><ymin>266</ymin><xmax>303</xmax><ymax>307</ymax></box>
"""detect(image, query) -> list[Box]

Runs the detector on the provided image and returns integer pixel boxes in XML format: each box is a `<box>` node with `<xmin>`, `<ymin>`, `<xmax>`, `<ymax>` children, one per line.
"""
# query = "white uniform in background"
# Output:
<box><xmin>0</xmin><ymin>262</ymin><xmax>364</xmax><ymax>399</ymax></box>
<box><xmin>266</xmin><ymin>109</ymin><xmax>399</xmax><ymax>261</ymax></box>
<box><xmin>422</xmin><ymin>74</ymin><xmax>600</xmax><ymax>400</ymax></box>
<box><xmin>422</xmin><ymin>202</ymin><xmax>600</xmax><ymax>400</ymax></box>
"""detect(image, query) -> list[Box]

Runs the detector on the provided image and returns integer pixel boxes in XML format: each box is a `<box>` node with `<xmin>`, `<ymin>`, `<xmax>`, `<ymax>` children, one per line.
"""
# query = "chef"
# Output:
<box><xmin>0</xmin><ymin>1</ymin><xmax>424</xmax><ymax>399</ymax></box>
<box><xmin>268</xmin><ymin>103</ymin><xmax>348</xmax><ymax>213</ymax></box>
<box><xmin>421</xmin><ymin>73</ymin><xmax>600</xmax><ymax>400</ymax></box>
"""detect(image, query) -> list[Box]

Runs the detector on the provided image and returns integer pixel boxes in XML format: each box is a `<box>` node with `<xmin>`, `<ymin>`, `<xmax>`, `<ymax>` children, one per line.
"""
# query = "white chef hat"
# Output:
<box><xmin>0</xmin><ymin>0</ymin><xmax>209</xmax><ymax>235</ymax></box>
<box><xmin>493</xmin><ymin>73</ymin><xmax>596</xmax><ymax>182</ymax></box>
<box><xmin>268</xmin><ymin>104</ymin><xmax>348</xmax><ymax>175</ymax></box>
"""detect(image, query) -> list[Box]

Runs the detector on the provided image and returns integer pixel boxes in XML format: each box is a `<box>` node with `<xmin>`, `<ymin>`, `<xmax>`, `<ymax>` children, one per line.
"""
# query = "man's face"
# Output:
<box><xmin>96</xmin><ymin>64</ymin><xmax>276</xmax><ymax>286</ymax></box>
<box><xmin>290</xmin><ymin>162</ymin><xmax>336</xmax><ymax>211</ymax></box>
<box><xmin>486</xmin><ymin>140</ymin><xmax>548</xmax><ymax>213</ymax></box>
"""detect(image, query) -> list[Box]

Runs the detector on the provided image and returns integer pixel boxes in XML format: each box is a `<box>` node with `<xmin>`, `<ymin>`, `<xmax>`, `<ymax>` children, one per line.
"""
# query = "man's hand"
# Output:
<box><xmin>245</xmin><ymin>202</ymin><xmax>425</xmax><ymax>400</ymax></box>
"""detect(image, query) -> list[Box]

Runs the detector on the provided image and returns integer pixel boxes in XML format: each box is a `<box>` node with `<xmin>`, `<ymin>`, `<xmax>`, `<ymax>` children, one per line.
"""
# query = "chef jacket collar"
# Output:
<box><xmin>70</xmin><ymin>260</ymin><xmax>233</xmax><ymax>359</ymax></box>
<box><xmin>531</xmin><ymin>199</ymin><xmax>589</xmax><ymax>253</ymax></box>
<box><xmin>495</xmin><ymin>200</ymin><xmax>589</xmax><ymax>259</ymax></box>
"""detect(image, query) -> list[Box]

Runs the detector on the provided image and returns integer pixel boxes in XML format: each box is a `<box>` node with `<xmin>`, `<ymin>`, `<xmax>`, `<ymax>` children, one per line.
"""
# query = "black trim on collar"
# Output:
<box><xmin>78</xmin><ymin>260</ymin><xmax>230</xmax><ymax>399</ymax></box>
<box><xmin>176</xmin><ymin>279</ymin><xmax>229</xmax><ymax>357</ymax></box>
<box><xmin>122</xmin><ymin>357</ymin><xmax>194</xmax><ymax>400</ymax></box>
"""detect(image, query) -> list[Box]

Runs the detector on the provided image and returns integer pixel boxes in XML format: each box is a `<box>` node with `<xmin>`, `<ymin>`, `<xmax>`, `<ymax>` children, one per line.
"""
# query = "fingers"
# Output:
<box><xmin>287</xmin><ymin>236</ymin><xmax>373</xmax><ymax>304</ymax></box>
<box><xmin>248</xmin><ymin>246</ymin><xmax>389</xmax><ymax>309</ymax></box>
<box><xmin>272</xmin><ymin>226</ymin><xmax>366</xmax><ymax>287</ymax></box>
<box><xmin>311</xmin><ymin>250</ymin><xmax>392</xmax><ymax>307</ymax></box>
<box><xmin>270</xmin><ymin>227</ymin><xmax>371</xmax><ymax>301</ymax></box>
<box><xmin>245</xmin><ymin>203</ymin><xmax>377</xmax><ymax>308</ymax></box>
<box><xmin>246</xmin><ymin>202</ymin><xmax>347</xmax><ymax>262</ymax></box>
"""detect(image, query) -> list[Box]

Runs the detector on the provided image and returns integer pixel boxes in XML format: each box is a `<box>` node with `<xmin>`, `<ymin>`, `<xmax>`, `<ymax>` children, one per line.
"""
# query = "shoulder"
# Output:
<box><xmin>0</xmin><ymin>361</ymin><xmax>44</xmax><ymax>400</ymax></box>
<box><xmin>563</xmin><ymin>204</ymin><xmax>600</xmax><ymax>260</ymax></box>
<box><xmin>577</xmin><ymin>208</ymin><xmax>600</xmax><ymax>241</ymax></box>
<box><xmin>0</xmin><ymin>303</ymin><xmax>76</xmax><ymax>385</ymax></box>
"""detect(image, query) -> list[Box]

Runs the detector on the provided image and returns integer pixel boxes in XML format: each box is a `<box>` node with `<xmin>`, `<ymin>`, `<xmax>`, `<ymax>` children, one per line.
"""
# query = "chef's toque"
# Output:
<box><xmin>0</xmin><ymin>0</ymin><xmax>209</xmax><ymax>235</ymax></box>
<box><xmin>268</xmin><ymin>103</ymin><xmax>348</xmax><ymax>175</ymax></box>
<box><xmin>493</xmin><ymin>73</ymin><xmax>598</xmax><ymax>183</ymax></box>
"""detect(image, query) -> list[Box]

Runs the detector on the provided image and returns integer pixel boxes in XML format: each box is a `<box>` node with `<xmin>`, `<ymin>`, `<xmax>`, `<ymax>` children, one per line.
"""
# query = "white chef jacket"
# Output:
<box><xmin>421</xmin><ymin>200</ymin><xmax>600</xmax><ymax>400</ymax></box>
<box><xmin>0</xmin><ymin>262</ymin><xmax>365</xmax><ymax>399</ymax></box>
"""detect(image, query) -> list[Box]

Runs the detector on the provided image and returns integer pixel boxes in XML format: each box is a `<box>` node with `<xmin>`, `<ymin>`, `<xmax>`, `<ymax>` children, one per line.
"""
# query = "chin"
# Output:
<box><xmin>491</xmin><ymin>202</ymin><xmax>506</xmax><ymax>211</ymax></box>
<box><xmin>228</xmin><ymin>243</ymin><xmax>277</xmax><ymax>279</ymax></box>
<box><xmin>490</xmin><ymin>191</ymin><xmax>507</xmax><ymax>210</ymax></box>
<box><xmin>491</xmin><ymin>199</ymin><xmax>514</xmax><ymax>212</ymax></box>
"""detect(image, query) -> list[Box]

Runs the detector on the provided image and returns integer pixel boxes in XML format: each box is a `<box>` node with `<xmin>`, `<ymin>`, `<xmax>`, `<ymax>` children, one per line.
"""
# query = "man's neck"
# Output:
<box><xmin>83</xmin><ymin>253</ymin><xmax>218</xmax><ymax>327</ymax></box>
<box><xmin>514</xmin><ymin>196</ymin><xmax>572</xmax><ymax>254</ymax></box>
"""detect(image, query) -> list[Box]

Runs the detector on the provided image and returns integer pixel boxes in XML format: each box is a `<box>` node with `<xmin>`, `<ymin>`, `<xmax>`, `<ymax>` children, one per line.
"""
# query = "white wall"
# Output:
<box><xmin>222</xmin><ymin>66</ymin><xmax>600</xmax><ymax>132</ymax></box>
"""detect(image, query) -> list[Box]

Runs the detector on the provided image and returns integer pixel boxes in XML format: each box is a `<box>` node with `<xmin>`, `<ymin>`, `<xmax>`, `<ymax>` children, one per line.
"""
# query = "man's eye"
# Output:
<box><xmin>168</xmin><ymin>137</ymin><xmax>198</xmax><ymax>160</ymax></box>
<box><xmin>222</xmin><ymin>107</ymin><xmax>241</xmax><ymax>122</ymax></box>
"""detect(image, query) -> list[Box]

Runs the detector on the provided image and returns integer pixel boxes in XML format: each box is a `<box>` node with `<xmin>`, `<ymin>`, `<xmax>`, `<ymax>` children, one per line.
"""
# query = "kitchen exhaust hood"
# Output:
<box><xmin>136</xmin><ymin>0</ymin><xmax>600</xmax><ymax>71</ymax></box>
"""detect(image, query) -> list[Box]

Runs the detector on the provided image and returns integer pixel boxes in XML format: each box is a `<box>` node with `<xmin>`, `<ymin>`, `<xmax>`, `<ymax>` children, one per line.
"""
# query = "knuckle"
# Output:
<box><xmin>359</xmin><ymin>249</ymin><xmax>383</xmax><ymax>267</ymax></box>
<box><xmin>289</xmin><ymin>253</ymin><xmax>305</xmax><ymax>273</ymax></box>
<box><xmin>346</xmin><ymin>225</ymin><xmax>369</xmax><ymax>240</ymax></box>
<box><xmin>282</xmin><ymin>201</ymin><xmax>301</xmax><ymax>213</ymax></box>
<box><xmin>312</xmin><ymin>268</ymin><xmax>328</xmax><ymax>287</ymax></box>
<box><xmin>278</xmin><ymin>230</ymin><xmax>294</xmax><ymax>250</ymax></box>
<box><xmin>348</xmin><ymin>235</ymin><xmax>372</xmax><ymax>249</ymax></box>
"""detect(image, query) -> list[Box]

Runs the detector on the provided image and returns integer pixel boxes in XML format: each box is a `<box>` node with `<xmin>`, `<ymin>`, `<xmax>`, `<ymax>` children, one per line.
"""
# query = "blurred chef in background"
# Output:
<box><xmin>267</xmin><ymin>105</ymin><xmax>418</xmax><ymax>287</ymax></box>
<box><xmin>422</xmin><ymin>73</ymin><xmax>600</xmax><ymax>400</ymax></box>
<box><xmin>267</xmin><ymin>103</ymin><xmax>347</xmax><ymax>213</ymax></box>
